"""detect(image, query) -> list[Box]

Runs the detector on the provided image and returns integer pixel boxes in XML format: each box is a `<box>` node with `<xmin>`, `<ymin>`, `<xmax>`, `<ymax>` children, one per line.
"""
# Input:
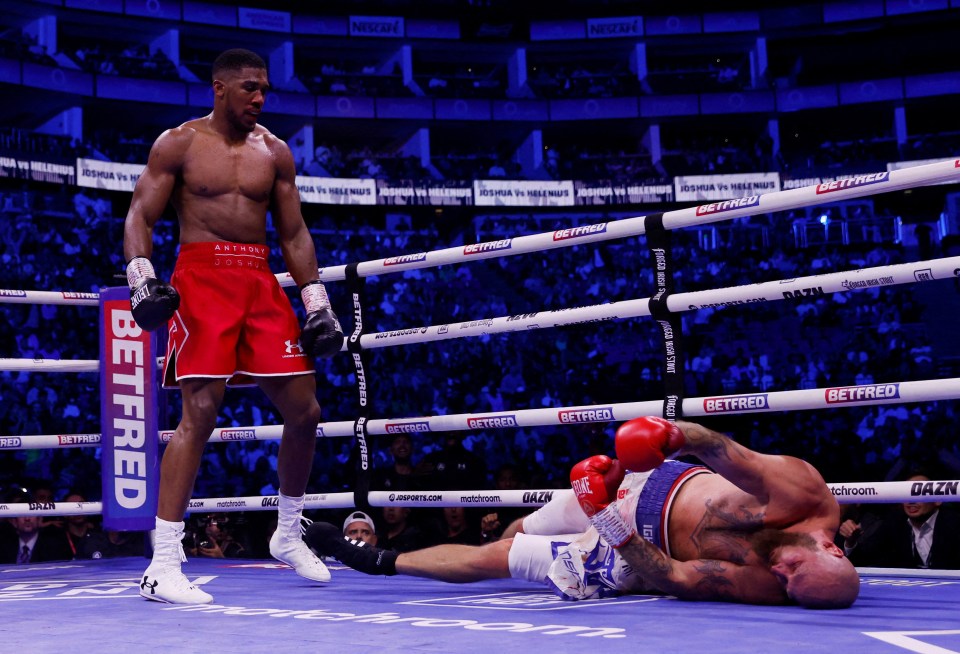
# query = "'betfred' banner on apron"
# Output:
<box><xmin>99</xmin><ymin>287</ymin><xmax>159</xmax><ymax>531</ymax></box>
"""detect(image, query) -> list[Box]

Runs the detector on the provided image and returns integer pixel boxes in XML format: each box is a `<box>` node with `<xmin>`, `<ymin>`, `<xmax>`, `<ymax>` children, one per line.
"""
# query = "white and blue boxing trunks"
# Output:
<box><xmin>507</xmin><ymin>461</ymin><xmax>709</xmax><ymax>600</ymax></box>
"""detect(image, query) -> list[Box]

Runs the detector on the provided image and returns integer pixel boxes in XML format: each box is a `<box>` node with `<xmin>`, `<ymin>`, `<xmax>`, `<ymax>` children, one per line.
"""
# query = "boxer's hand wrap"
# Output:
<box><xmin>589</xmin><ymin>504</ymin><xmax>634</xmax><ymax>549</ymax></box>
<box><xmin>300</xmin><ymin>280</ymin><xmax>343</xmax><ymax>358</ymax></box>
<box><xmin>126</xmin><ymin>256</ymin><xmax>179</xmax><ymax>332</ymax></box>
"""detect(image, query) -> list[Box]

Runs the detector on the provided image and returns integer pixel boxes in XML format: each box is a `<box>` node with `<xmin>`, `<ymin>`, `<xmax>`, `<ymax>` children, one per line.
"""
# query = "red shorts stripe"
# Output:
<box><xmin>163</xmin><ymin>242</ymin><xmax>312</xmax><ymax>387</ymax></box>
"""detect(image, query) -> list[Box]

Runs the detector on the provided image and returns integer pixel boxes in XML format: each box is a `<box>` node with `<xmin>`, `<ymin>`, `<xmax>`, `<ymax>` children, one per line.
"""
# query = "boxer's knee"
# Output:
<box><xmin>508</xmin><ymin>532</ymin><xmax>572</xmax><ymax>583</ymax></box>
<box><xmin>522</xmin><ymin>489</ymin><xmax>588</xmax><ymax>535</ymax></box>
<box><xmin>178</xmin><ymin>380</ymin><xmax>225</xmax><ymax>438</ymax></box>
<box><xmin>267</xmin><ymin>378</ymin><xmax>321</xmax><ymax>429</ymax></box>
<box><xmin>501</xmin><ymin>516</ymin><xmax>526</xmax><ymax>539</ymax></box>
<box><xmin>289</xmin><ymin>396</ymin><xmax>321</xmax><ymax>429</ymax></box>
<box><xmin>473</xmin><ymin>538</ymin><xmax>513</xmax><ymax>578</ymax></box>
<box><xmin>179</xmin><ymin>398</ymin><xmax>220</xmax><ymax>441</ymax></box>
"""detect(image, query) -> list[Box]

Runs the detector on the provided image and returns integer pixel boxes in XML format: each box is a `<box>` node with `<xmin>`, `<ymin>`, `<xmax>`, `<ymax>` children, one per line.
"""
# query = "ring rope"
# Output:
<box><xmin>283</xmin><ymin>159</ymin><xmax>960</xmax><ymax>286</ymax></box>
<box><xmin>2</xmin><ymin>255</ymin><xmax>958</xmax><ymax>372</ymax></box>
<box><xmin>3</xmin><ymin>160</ymin><xmax>957</xmax><ymax>301</ymax></box>
<box><xmin>0</xmin><ymin>290</ymin><xmax>99</xmax><ymax>306</ymax></box>
<box><xmin>0</xmin><ymin>359</ymin><xmax>101</xmax><ymax>373</ymax></box>
<box><xmin>1</xmin><ymin>478</ymin><xmax>957</xmax><ymax>519</ymax></box>
<box><xmin>346</xmin><ymin>255</ymin><xmax>960</xmax><ymax>351</ymax></box>
<box><xmin>153</xmin><ymin>376</ymin><xmax>960</xmax><ymax>437</ymax></box>
<box><xmin>0</xmin><ymin>356</ymin><xmax>164</xmax><ymax>373</ymax></box>
<box><xmin>0</xmin><ymin>434</ymin><xmax>100</xmax><ymax>449</ymax></box>
<box><xmin>5</xmin><ymin>376</ymin><xmax>960</xmax><ymax>447</ymax></box>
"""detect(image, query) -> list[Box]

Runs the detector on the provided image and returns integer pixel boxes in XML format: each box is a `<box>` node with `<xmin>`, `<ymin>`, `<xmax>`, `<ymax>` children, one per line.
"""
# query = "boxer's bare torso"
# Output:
<box><xmin>145</xmin><ymin>116</ymin><xmax>280</xmax><ymax>244</ymax></box>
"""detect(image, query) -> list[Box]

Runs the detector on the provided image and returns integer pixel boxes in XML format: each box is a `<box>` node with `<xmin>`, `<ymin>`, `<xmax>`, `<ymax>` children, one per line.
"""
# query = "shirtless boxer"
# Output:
<box><xmin>307</xmin><ymin>417</ymin><xmax>860</xmax><ymax>609</ymax></box>
<box><xmin>123</xmin><ymin>49</ymin><xmax>342</xmax><ymax>604</ymax></box>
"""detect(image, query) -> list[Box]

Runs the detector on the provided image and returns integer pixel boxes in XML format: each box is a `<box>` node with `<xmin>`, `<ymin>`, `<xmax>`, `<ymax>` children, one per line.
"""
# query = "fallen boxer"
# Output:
<box><xmin>307</xmin><ymin>417</ymin><xmax>860</xmax><ymax>609</ymax></box>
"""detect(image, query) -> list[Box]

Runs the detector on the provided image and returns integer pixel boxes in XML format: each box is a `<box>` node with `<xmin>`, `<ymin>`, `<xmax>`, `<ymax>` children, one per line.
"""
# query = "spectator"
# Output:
<box><xmin>62</xmin><ymin>492</ymin><xmax>106</xmax><ymax>558</ymax></box>
<box><xmin>187</xmin><ymin>513</ymin><xmax>249</xmax><ymax>559</ymax></box>
<box><xmin>840</xmin><ymin>470</ymin><xmax>960</xmax><ymax>569</ymax></box>
<box><xmin>0</xmin><ymin>513</ymin><xmax>73</xmax><ymax>564</ymax></box>
<box><xmin>479</xmin><ymin>464</ymin><xmax>531</xmax><ymax>542</ymax></box>
<box><xmin>376</xmin><ymin>506</ymin><xmax>430</xmax><ymax>552</ymax></box>
<box><xmin>416</xmin><ymin>434</ymin><xmax>488</xmax><ymax>491</ymax></box>
<box><xmin>431</xmin><ymin>506</ymin><xmax>482</xmax><ymax>546</ymax></box>
<box><xmin>372</xmin><ymin>434</ymin><xmax>418</xmax><ymax>491</ymax></box>
<box><xmin>343</xmin><ymin>510</ymin><xmax>377</xmax><ymax>546</ymax></box>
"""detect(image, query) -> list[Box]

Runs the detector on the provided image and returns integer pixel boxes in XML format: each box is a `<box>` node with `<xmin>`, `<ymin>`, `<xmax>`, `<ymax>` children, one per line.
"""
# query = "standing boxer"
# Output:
<box><xmin>307</xmin><ymin>417</ymin><xmax>860</xmax><ymax>609</ymax></box>
<box><xmin>123</xmin><ymin>48</ymin><xmax>342</xmax><ymax>604</ymax></box>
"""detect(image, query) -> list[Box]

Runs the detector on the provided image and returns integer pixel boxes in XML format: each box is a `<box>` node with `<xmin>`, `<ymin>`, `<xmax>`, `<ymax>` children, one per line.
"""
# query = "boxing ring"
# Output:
<box><xmin>3</xmin><ymin>159</ymin><xmax>960</xmax><ymax>652</ymax></box>
<box><xmin>2</xmin><ymin>559</ymin><xmax>959</xmax><ymax>653</ymax></box>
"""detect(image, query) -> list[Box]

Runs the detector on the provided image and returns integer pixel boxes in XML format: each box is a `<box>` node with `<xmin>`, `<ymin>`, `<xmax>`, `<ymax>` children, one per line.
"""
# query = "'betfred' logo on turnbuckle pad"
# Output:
<box><xmin>825</xmin><ymin>384</ymin><xmax>900</xmax><ymax>403</ymax></box>
<box><xmin>703</xmin><ymin>394</ymin><xmax>770</xmax><ymax>413</ymax></box>
<box><xmin>815</xmin><ymin>173</ymin><xmax>889</xmax><ymax>194</ymax></box>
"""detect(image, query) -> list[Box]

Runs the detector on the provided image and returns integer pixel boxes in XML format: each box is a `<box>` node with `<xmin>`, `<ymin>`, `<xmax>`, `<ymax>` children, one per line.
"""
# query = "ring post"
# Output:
<box><xmin>99</xmin><ymin>286</ymin><xmax>160</xmax><ymax>530</ymax></box>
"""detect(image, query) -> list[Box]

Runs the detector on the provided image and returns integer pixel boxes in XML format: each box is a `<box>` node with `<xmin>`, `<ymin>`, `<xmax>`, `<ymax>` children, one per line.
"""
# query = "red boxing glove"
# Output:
<box><xmin>570</xmin><ymin>455</ymin><xmax>624</xmax><ymax>517</ymax></box>
<box><xmin>615</xmin><ymin>416</ymin><xmax>686</xmax><ymax>472</ymax></box>
<box><xmin>570</xmin><ymin>455</ymin><xmax>633</xmax><ymax>548</ymax></box>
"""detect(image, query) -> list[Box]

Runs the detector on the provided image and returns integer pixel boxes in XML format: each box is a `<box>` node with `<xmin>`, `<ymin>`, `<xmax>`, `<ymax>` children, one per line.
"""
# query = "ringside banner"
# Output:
<box><xmin>99</xmin><ymin>287</ymin><xmax>159</xmax><ymax>531</ymax></box>
<box><xmin>0</xmin><ymin>156</ymin><xmax>75</xmax><ymax>185</ymax></box>
<box><xmin>473</xmin><ymin>179</ymin><xmax>575</xmax><ymax>207</ymax></box>
<box><xmin>674</xmin><ymin>172</ymin><xmax>780</xmax><ymax>202</ymax></box>
<box><xmin>77</xmin><ymin>158</ymin><xmax>144</xmax><ymax>192</ymax></box>
<box><xmin>574</xmin><ymin>181</ymin><xmax>674</xmax><ymax>205</ymax></box>
<box><xmin>296</xmin><ymin>176</ymin><xmax>377</xmax><ymax>205</ymax></box>
<box><xmin>377</xmin><ymin>181</ymin><xmax>473</xmax><ymax>206</ymax></box>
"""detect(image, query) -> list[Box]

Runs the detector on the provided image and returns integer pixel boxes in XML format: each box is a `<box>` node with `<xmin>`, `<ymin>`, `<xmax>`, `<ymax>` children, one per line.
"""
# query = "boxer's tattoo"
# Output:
<box><xmin>689</xmin><ymin>499</ymin><xmax>765</xmax><ymax>563</ymax></box>
<box><xmin>682</xmin><ymin>423</ymin><xmax>752</xmax><ymax>464</ymax></box>
<box><xmin>621</xmin><ymin>540</ymin><xmax>738</xmax><ymax>601</ymax></box>
<box><xmin>691</xmin><ymin>560</ymin><xmax>736</xmax><ymax>601</ymax></box>
<box><xmin>696</xmin><ymin>433</ymin><xmax>733</xmax><ymax>461</ymax></box>
<box><xmin>622</xmin><ymin>535</ymin><xmax>673</xmax><ymax>578</ymax></box>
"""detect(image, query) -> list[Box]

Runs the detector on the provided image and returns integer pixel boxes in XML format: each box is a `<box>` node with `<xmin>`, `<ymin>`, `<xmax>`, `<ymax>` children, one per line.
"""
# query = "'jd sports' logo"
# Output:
<box><xmin>141</xmin><ymin>576</ymin><xmax>159</xmax><ymax>595</ymax></box>
<box><xmin>285</xmin><ymin>340</ymin><xmax>304</xmax><ymax>354</ymax></box>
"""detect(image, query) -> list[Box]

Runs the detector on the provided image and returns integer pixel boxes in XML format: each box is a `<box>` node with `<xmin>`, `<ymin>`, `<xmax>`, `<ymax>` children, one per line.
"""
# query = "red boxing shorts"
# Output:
<box><xmin>162</xmin><ymin>242</ymin><xmax>313</xmax><ymax>387</ymax></box>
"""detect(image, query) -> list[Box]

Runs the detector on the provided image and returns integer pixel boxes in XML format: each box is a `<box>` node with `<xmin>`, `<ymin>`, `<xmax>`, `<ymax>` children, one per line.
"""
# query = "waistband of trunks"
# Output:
<box><xmin>635</xmin><ymin>460</ymin><xmax>709</xmax><ymax>553</ymax></box>
<box><xmin>175</xmin><ymin>241</ymin><xmax>271</xmax><ymax>270</ymax></box>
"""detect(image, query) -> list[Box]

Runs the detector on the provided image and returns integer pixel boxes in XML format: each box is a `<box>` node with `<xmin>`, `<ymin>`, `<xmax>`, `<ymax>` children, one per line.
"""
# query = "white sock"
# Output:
<box><xmin>152</xmin><ymin>517</ymin><xmax>186</xmax><ymax>566</ymax></box>
<box><xmin>155</xmin><ymin>516</ymin><xmax>185</xmax><ymax>538</ymax></box>
<box><xmin>277</xmin><ymin>492</ymin><xmax>305</xmax><ymax>538</ymax></box>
